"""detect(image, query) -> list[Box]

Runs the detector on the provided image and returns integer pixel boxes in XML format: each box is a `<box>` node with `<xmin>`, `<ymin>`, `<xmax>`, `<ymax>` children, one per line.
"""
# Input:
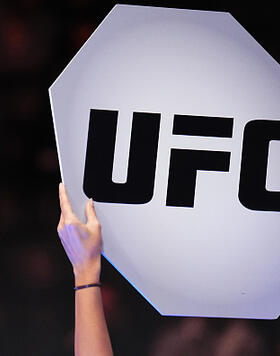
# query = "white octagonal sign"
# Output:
<box><xmin>49</xmin><ymin>5</ymin><xmax>280</xmax><ymax>319</ymax></box>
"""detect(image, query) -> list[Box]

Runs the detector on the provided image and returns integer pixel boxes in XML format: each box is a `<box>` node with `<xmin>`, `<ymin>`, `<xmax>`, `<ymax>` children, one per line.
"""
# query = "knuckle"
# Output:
<box><xmin>64</xmin><ymin>216</ymin><xmax>76</xmax><ymax>226</ymax></box>
<box><xmin>64</xmin><ymin>219</ymin><xmax>74</xmax><ymax>227</ymax></box>
<box><xmin>89</xmin><ymin>220</ymin><xmax>101</xmax><ymax>233</ymax></box>
<box><xmin>57</xmin><ymin>224</ymin><xmax>63</xmax><ymax>232</ymax></box>
<box><xmin>95</xmin><ymin>220</ymin><xmax>101</xmax><ymax>230</ymax></box>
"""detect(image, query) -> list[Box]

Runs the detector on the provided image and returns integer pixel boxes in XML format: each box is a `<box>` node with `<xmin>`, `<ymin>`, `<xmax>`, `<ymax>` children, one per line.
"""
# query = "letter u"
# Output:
<box><xmin>83</xmin><ymin>109</ymin><xmax>161</xmax><ymax>204</ymax></box>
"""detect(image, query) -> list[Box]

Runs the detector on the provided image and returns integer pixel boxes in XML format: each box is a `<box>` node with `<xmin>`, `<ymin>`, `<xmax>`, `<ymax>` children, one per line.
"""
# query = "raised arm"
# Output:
<box><xmin>57</xmin><ymin>183</ymin><xmax>113</xmax><ymax>356</ymax></box>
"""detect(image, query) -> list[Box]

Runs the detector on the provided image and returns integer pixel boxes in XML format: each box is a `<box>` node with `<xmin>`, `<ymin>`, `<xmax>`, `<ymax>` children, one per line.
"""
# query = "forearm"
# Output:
<box><xmin>58</xmin><ymin>184</ymin><xmax>113</xmax><ymax>356</ymax></box>
<box><xmin>74</xmin><ymin>269</ymin><xmax>113</xmax><ymax>356</ymax></box>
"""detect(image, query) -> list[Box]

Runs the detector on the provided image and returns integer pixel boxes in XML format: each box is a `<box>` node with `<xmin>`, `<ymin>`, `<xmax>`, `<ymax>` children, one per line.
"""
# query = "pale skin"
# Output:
<box><xmin>58</xmin><ymin>183</ymin><xmax>113</xmax><ymax>356</ymax></box>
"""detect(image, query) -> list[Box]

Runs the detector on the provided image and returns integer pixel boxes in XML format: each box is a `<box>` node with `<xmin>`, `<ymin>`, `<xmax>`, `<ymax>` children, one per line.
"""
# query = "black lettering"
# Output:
<box><xmin>173</xmin><ymin>114</ymin><xmax>233</xmax><ymax>137</ymax></box>
<box><xmin>239</xmin><ymin>120</ymin><xmax>280</xmax><ymax>212</ymax></box>
<box><xmin>83</xmin><ymin>109</ymin><xmax>160</xmax><ymax>204</ymax></box>
<box><xmin>167</xmin><ymin>115</ymin><xmax>232</xmax><ymax>207</ymax></box>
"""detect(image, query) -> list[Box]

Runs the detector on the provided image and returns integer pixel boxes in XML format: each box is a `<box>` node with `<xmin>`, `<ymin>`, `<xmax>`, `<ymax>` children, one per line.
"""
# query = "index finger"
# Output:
<box><xmin>59</xmin><ymin>183</ymin><xmax>75</xmax><ymax>220</ymax></box>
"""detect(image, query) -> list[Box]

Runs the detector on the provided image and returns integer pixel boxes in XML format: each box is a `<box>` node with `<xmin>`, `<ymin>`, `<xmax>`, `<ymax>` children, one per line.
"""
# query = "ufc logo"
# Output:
<box><xmin>83</xmin><ymin>109</ymin><xmax>280</xmax><ymax>212</ymax></box>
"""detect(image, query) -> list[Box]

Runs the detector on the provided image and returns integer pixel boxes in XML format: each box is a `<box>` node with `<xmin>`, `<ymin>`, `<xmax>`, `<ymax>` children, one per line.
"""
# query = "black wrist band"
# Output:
<box><xmin>74</xmin><ymin>283</ymin><xmax>102</xmax><ymax>291</ymax></box>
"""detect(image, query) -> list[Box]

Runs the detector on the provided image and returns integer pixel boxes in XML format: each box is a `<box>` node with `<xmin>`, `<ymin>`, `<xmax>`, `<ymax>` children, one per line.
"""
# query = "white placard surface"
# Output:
<box><xmin>49</xmin><ymin>5</ymin><xmax>280</xmax><ymax>319</ymax></box>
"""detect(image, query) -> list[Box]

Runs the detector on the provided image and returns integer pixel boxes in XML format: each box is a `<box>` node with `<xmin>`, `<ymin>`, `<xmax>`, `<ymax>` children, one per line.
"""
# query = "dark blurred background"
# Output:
<box><xmin>1</xmin><ymin>1</ymin><xmax>280</xmax><ymax>355</ymax></box>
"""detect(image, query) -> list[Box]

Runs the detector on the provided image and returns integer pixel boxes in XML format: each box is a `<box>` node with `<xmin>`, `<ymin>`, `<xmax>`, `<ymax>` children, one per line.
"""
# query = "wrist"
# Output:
<box><xmin>74</xmin><ymin>261</ymin><xmax>101</xmax><ymax>286</ymax></box>
<box><xmin>74</xmin><ymin>270</ymin><xmax>100</xmax><ymax>286</ymax></box>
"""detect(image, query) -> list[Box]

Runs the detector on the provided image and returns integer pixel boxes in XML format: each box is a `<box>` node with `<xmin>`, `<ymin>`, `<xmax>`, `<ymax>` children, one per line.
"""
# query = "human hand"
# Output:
<box><xmin>57</xmin><ymin>183</ymin><xmax>102</xmax><ymax>285</ymax></box>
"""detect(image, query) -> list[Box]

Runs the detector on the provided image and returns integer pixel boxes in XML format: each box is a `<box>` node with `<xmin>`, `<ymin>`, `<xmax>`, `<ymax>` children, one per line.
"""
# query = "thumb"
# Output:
<box><xmin>85</xmin><ymin>198</ymin><xmax>99</xmax><ymax>225</ymax></box>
